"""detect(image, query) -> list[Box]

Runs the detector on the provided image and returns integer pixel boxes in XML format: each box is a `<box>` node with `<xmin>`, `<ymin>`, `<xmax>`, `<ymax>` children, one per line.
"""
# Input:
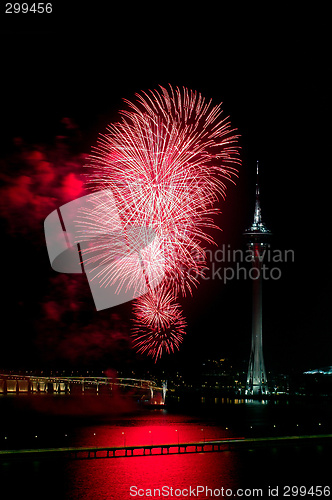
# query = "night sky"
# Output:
<box><xmin>0</xmin><ymin>6</ymin><xmax>330</xmax><ymax>376</ymax></box>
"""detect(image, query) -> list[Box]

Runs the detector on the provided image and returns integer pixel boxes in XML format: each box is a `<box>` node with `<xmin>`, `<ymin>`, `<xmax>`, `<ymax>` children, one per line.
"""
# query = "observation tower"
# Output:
<box><xmin>244</xmin><ymin>161</ymin><xmax>272</xmax><ymax>396</ymax></box>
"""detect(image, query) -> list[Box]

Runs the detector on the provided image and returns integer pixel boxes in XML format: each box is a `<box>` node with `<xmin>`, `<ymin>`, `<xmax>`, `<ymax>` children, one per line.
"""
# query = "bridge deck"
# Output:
<box><xmin>0</xmin><ymin>434</ymin><xmax>331</xmax><ymax>461</ymax></box>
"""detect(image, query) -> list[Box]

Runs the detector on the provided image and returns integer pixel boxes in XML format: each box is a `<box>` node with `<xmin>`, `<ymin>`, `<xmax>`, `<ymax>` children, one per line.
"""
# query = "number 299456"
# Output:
<box><xmin>5</xmin><ymin>3</ymin><xmax>52</xmax><ymax>14</ymax></box>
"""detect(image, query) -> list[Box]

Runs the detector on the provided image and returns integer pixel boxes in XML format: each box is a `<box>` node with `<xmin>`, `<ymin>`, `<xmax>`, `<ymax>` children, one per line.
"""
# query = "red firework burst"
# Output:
<box><xmin>80</xmin><ymin>85</ymin><xmax>240</xmax><ymax>359</ymax></box>
<box><xmin>131</xmin><ymin>285</ymin><xmax>187</xmax><ymax>361</ymax></box>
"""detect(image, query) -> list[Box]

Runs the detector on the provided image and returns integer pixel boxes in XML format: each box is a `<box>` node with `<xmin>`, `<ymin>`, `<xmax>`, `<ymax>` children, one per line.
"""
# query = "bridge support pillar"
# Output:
<box><xmin>0</xmin><ymin>378</ymin><xmax>6</xmax><ymax>394</ymax></box>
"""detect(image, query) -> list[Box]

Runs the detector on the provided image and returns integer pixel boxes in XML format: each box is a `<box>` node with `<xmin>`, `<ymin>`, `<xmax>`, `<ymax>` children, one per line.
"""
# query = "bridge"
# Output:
<box><xmin>0</xmin><ymin>373</ymin><xmax>166</xmax><ymax>401</ymax></box>
<box><xmin>0</xmin><ymin>434</ymin><xmax>331</xmax><ymax>461</ymax></box>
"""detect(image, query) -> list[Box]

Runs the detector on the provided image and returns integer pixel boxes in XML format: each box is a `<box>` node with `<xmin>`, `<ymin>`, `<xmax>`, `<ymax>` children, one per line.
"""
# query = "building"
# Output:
<box><xmin>244</xmin><ymin>162</ymin><xmax>272</xmax><ymax>396</ymax></box>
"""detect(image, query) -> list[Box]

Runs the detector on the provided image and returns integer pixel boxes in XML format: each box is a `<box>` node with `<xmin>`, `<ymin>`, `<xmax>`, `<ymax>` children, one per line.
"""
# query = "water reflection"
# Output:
<box><xmin>66</xmin><ymin>448</ymin><xmax>240</xmax><ymax>500</ymax></box>
<box><xmin>70</xmin><ymin>411</ymin><xmax>236</xmax><ymax>449</ymax></box>
<box><xmin>0</xmin><ymin>396</ymin><xmax>331</xmax><ymax>499</ymax></box>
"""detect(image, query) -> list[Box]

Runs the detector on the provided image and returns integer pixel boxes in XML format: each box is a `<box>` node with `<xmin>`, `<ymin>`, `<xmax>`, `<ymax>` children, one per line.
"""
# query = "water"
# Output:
<box><xmin>0</xmin><ymin>394</ymin><xmax>331</xmax><ymax>499</ymax></box>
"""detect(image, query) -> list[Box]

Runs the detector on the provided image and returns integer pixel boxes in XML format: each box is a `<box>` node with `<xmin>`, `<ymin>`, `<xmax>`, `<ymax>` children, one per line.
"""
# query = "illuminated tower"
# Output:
<box><xmin>244</xmin><ymin>162</ymin><xmax>271</xmax><ymax>396</ymax></box>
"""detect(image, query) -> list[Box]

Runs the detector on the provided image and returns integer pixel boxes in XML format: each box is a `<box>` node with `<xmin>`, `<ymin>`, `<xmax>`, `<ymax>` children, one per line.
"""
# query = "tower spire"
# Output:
<box><xmin>245</xmin><ymin>160</ymin><xmax>271</xmax><ymax>236</ymax></box>
<box><xmin>254</xmin><ymin>161</ymin><xmax>261</xmax><ymax>226</ymax></box>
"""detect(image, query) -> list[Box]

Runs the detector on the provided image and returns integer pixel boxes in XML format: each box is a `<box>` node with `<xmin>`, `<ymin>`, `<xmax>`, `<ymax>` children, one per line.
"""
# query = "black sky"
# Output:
<box><xmin>0</xmin><ymin>5</ymin><xmax>330</xmax><ymax>375</ymax></box>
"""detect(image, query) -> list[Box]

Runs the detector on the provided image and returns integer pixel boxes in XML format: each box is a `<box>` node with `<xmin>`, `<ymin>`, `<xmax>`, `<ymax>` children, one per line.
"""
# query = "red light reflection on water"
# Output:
<box><xmin>66</xmin><ymin>412</ymin><xmax>241</xmax><ymax>499</ymax></box>
<box><xmin>67</xmin><ymin>449</ymin><xmax>240</xmax><ymax>500</ymax></box>
<box><xmin>69</xmin><ymin>411</ymin><xmax>235</xmax><ymax>449</ymax></box>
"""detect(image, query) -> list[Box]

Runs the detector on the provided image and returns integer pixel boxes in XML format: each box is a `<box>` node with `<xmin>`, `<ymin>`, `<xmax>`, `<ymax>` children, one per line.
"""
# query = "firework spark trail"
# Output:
<box><xmin>131</xmin><ymin>284</ymin><xmax>187</xmax><ymax>361</ymax></box>
<box><xmin>79</xmin><ymin>85</ymin><xmax>240</xmax><ymax>360</ymax></box>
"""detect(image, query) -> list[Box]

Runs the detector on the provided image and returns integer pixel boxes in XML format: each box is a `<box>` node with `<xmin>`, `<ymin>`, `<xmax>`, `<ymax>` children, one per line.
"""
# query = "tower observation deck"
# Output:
<box><xmin>244</xmin><ymin>161</ymin><xmax>272</xmax><ymax>396</ymax></box>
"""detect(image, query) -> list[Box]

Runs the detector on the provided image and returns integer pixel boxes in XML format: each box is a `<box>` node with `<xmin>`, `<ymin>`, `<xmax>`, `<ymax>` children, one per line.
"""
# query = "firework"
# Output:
<box><xmin>81</xmin><ymin>85</ymin><xmax>240</xmax><ymax>359</ymax></box>
<box><xmin>131</xmin><ymin>284</ymin><xmax>187</xmax><ymax>361</ymax></box>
